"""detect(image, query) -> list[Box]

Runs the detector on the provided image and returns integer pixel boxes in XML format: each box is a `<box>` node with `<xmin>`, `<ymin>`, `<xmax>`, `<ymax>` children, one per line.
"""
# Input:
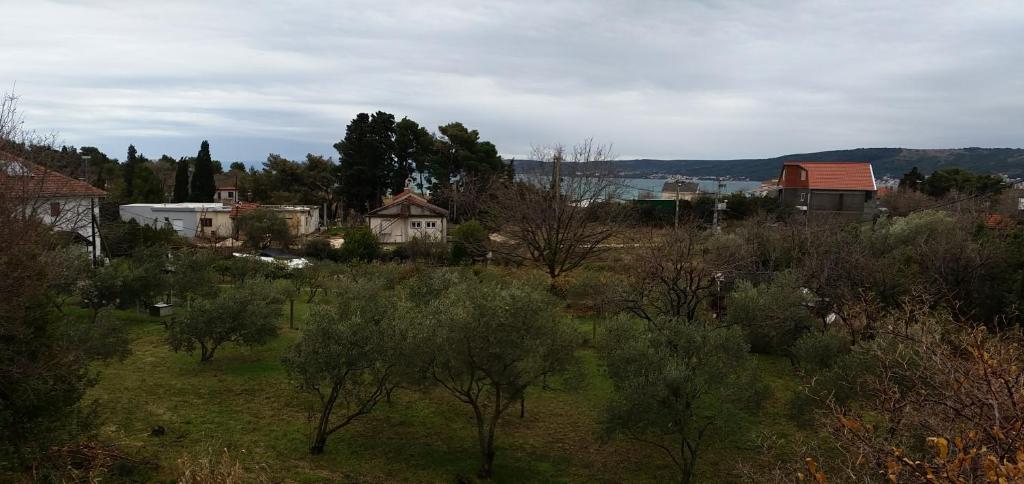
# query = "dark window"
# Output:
<box><xmin>200</xmin><ymin>217</ymin><xmax>213</xmax><ymax>227</ymax></box>
<box><xmin>227</xmin><ymin>191</ymin><xmax>234</xmax><ymax>199</ymax></box>
<box><xmin>50</xmin><ymin>202</ymin><xmax>61</xmax><ymax>217</ymax></box>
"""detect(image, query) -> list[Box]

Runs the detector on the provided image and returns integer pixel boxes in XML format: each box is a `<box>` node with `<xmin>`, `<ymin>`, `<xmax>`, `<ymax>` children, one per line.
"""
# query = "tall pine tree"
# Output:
<box><xmin>334</xmin><ymin>112</ymin><xmax>396</xmax><ymax>214</ymax></box>
<box><xmin>122</xmin><ymin>144</ymin><xmax>139</xmax><ymax>200</ymax></box>
<box><xmin>189</xmin><ymin>140</ymin><xmax>216</xmax><ymax>202</ymax></box>
<box><xmin>173</xmin><ymin>157</ymin><xmax>190</xmax><ymax>202</ymax></box>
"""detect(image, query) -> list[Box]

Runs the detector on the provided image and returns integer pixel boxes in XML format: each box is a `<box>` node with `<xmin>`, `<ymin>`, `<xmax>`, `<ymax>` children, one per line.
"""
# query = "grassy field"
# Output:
<box><xmin>80</xmin><ymin>304</ymin><xmax>811</xmax><ymax>483</ymax></box>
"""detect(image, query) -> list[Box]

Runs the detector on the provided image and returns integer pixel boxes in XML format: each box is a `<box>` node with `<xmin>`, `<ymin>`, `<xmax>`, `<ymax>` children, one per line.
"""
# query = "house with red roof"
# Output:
<box><xmin>367</xmin><ymin>188</ymin><xmax>448</xmax><ymax>243</ymax></box>
<box><xmin>777</xmin><ymin>161</ymin><xmax>878</xmax><ymax>220</ymax></box>
<box><xmin>0</xmin><ymin>153</ymin><xmax>107</xmax><ymax>263</ymax></box>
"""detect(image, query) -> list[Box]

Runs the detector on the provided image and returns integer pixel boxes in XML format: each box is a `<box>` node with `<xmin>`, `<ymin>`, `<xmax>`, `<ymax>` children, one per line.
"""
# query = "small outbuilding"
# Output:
<box><xmin>149</xmin><ymin>302</ymin><xmax>174</xmax><ymax>317</ymax></box>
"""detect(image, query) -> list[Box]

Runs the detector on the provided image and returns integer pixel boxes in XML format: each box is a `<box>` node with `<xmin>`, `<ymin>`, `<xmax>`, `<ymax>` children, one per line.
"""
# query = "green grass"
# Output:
<box><xmin>82</xmin><ymin>306</ymin><xmax>814</xmax><ymax>483</ymax></box>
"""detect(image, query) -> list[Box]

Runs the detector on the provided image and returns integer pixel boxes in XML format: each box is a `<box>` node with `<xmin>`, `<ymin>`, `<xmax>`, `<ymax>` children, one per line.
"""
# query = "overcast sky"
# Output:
<box><xmin>1</xmin><ymin>0</ymin><xmax>1022</xmax><ymax>163</ymax></box>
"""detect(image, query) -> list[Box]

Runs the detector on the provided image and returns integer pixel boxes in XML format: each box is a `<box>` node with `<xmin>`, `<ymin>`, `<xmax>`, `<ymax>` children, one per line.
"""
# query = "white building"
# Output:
<box><xmin>1</xmin><ymin>155</ymin><xmax>107</xmax><ymax>264</ymax></box>
<box><xmin>120</xmin><ymin>203</ymin><xmax>233</xmax><ymax>238</ymax></box>
<box><xmin>367</xmin><ymin>189</ymin><xmax>448</xmax><ymax>243</ymax></box>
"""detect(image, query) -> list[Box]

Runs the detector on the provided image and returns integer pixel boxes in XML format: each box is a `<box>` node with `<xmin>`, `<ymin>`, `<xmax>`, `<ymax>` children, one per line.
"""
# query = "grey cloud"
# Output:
<box><xmin>1</xmin><ymin>0</ymin><xmax>1022</xmax><ymax>162</ymax></box>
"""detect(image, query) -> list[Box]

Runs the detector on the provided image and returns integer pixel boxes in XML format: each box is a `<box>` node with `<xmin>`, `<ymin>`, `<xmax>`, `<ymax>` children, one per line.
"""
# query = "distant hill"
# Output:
<box><xmin>517</xmin><ymin>148</ymin><xmax>1024</xmax><ymax>180</ymax></box>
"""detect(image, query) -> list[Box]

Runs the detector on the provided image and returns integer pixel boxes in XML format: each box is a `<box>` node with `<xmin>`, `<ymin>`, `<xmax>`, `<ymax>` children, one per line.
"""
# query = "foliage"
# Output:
<box><xmin>620</xmin><ymin>226</ymin><xmax>735</xmax><ymax>325</ymax></box>
<box><xmin>810</xmin><ymin>307</ymin><xmax>1024</xmax><ymax>481</ymax></box>
<box><xmin>189</xmin><ymin>140</ymin><xmax>216</xmax><ymax>202</ymax></box>
<box><xmin>176</xmin><ymin>447</ymin><xmax>268</xmax><ymax>484</ymax></box>
<box><xmin>105</xmin><ymin>246</ymin><xmax>169</xmax><ymax>310</ymax></box>
<box><xmin>282</xmin><ymin>267</ymin><xmax>415</xmax><ymax>454</ymax></box>
<box><xmin>338</xmin><ymin>226</ymin><xmax>379</xmax><ymax>262</ymax></box>
<box><xmin>420</xmin><ymin>270</ymin><xmax>578</xmax><ymax>478</ymax></box>
<box><xmin>603</xmin><ymin>317</ymin><xmax>767</xmax><ymax>484</ymax></box>
<box><xmin>920</xmin><ymin>167</ymin><xmax>1006</xmax><ymax>197</ymax></box>
<box><xmin>450</xmin><ymin>219</ymin><xmax>489</xmax><ymax>264</ymax></box>
<box><xmin>236</xmin><ymin>208</ymin><xmax>292</xmax><ymax>249</ymax></box>
<box><xmin>334</xmin><ymin>111</ymin><xmax>396</xmax><ymax>214</ymax></box>
<box><xmin>102</xmin><ymin>219</ymin><xmax>182</xmax><ymax>257</ymax></box>
<box><xmin>724</xmin><ymin>271</ymin><xmax>817</xmax><ymax>356</ymax></box>
<box><xmin>168</xmin><ymin>249</ymin><xmax>219</xmax><ymax>305</ymax></box>
<box><xmin>165</xmin><ymin>282</ymin><xmax>282</xmax><ymax>362</ymax></box>
<box><xmin>898</xmin><ymin>166</ymin><xmax>925</xmax><ymax>191</ymax></box>
<box><xmin>302</xmin><ymin>238</ymin><xmax>334</xmax><ymax>260</ymax></box>
<box><xmin>0</xmin><ymin>204</ymin><xmax>128</xmax><ymax>468</ymax></box>
<box><xmin>173</xmin><ymin>157</ymin><xmax>190</xmax><ymax>202</ymax></box>
<box><xmin>403</xmin><ymin>235</ymin><xmax>449</xmax><ymax>264</ymax></box>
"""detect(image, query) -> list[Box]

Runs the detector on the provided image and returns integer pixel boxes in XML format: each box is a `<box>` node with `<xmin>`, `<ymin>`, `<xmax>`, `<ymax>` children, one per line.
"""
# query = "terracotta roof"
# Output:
<box><xmin>229</xmin><ymin>201</ymin><xmax>261</xmax><ymax>218</ymax></box>
<box><xmin>368</xmin><ymin>189</ymin><xmax>449</xmax><ymax>216</ymax></box>
<box><xmin>0</xmin><ymin>154</ymin><xmax>108</xmax><ymax>198</ymax></box>
<box><xmin>779</xmin><ymin>161</ymin><xmax>876</xmax><ymax>191</ymax></box>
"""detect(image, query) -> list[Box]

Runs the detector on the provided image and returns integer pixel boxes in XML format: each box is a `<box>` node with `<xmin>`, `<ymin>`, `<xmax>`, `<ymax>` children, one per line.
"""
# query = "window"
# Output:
<box><xmin>227</xmin><ymin>191</ymin><xmax>234</xmax><ymax>199</ymax></box>
<box><xmin>799</xmin><ymin>170</ymin><xmax>807</xmax><ymax>181</ymax></box>
<box><xmin>411</xmin><ymin>221</ymin><xmax>422</xmax><ymax>229</ymax></box>
<box><xmin>200</xmin><ymin>217</ymin><xmax>213</xmax><ymax>227</ymax></box>
<box><xmin>799</xmin><ymin>192</ymin><xmax>807</xmax><ymax>202</ymax></box>
<box><xmin>50</xmin><ymin>202</ymin><xmax>61</xmax><ymax>218</ymax></box>
<box><xmin>426</xmin><ymin>221</ymin><xmax>437</xmax><ymax>229</ymax></box>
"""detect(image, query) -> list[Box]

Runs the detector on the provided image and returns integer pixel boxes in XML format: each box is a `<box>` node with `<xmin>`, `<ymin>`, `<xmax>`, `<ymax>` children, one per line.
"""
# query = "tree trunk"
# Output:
<box><xmin>519</xmin><ymin>394</ymin><xmax>525</xmax><ymax>419</ymax></box>
<box><xmin>289</xmin><ymin>299</ymin><xmax>295</xmax><ymax>329</ymax></box>
<box><xmin>311</xmin><ymin>387</ymin><xmax>339</xmax><ymax>455</ymax></box>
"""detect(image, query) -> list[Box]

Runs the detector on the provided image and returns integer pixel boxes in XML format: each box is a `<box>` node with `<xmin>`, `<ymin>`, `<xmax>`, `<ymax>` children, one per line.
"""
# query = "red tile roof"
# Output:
<box><xmin>368</xmin><ymin>188</ymin><xmax>449</xmax><ymax>216</ymax></box>
<box><xmin>778</xmin><ymin>161</ymin><xmax>876</xmax><ymax>191</ymax></box>
<box><xmin>229</xmin><ymin>201</ymin><xmax>261</xmax><ymax>218</ymax></box>
<box><xmin>0</xmin><ymin>154</ymin><xmax>108</xmax><ymax>198</ymax></box>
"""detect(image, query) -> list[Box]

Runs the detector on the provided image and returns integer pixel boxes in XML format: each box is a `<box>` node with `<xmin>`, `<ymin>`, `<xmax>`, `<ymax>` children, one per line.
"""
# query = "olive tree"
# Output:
<box><xmin>423</xmin><ymin>272</ymin><xmax>577</xmax><ymax>478</ymax></box>
<box><xmin>604</xmin><ymin>317</ymin><xmax>766</xmax><ymax>484</ymax></box>
<box><xmin>282</xmin><ymin>271</ymin><xmax>414</xmax><ymax>455</ymax></box>
<box><xmin>165</xmin><ymin>282</ymin><xmax>282</xmax><ymax>362</ymax></box>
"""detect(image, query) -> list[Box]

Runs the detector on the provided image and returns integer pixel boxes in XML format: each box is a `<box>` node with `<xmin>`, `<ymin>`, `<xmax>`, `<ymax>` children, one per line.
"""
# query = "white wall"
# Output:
<box><xmin>30</xmin><ymin>196</ymin><xmax>102</xmax><ymax>258</ymax></box>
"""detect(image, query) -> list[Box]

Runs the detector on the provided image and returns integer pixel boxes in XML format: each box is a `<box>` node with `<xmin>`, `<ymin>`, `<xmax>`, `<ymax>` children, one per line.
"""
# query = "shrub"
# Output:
<box><xmin>165</xmin><ymin>282</ymin><xmax>282</xmax><ymax>362</ymax></box>
<box><xmin>303</xmin><ymin>238</ymin><xmax>333</xmax><ymax>260</ymax></box>
<box><xmin>450</xmin><ymin>220</ymin><xmax>488</xmax><ymax>264</ymax></box>
<box><xmin>236</xmin><ymin>208</ymin><xmax>292</xmax><ymax>249</ymax></box>
<box><xmin>792</xmin><ymin>329</ymin><xmax>850</xmax><ymax>372</ymax></box>
<box><xmin>339</xmin><ymin>226</ymin><xmax>379</xmax><ymax>262</ymax></box>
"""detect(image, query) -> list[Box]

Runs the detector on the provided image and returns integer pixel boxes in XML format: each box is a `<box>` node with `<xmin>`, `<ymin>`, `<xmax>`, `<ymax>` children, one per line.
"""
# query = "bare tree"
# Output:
<box><xmin>486</xmin><ymin>140</ymin><xmax>631</xmax><ymax>283</ymax></box>
<box><xmin>619</xmin><ymin>224</ymin><xmax>744</xmax><ymax>327</ymax></box>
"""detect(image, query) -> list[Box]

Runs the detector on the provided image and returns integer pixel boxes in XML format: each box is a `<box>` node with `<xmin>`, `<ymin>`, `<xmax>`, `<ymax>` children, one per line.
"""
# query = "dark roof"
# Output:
<box><xmin>779</xmin><ymin>161</ymin><xmax>876</xmax><ymax>191</ymax></box>
<box><xmin>367</xmin><ymin>189</ymin><xmax>449</xmax><ymax>217</ymax></box>
<box><xmin>0</xmin><ymin>154</ymin><xmax>108</xmax><ymax>198</ymax></box>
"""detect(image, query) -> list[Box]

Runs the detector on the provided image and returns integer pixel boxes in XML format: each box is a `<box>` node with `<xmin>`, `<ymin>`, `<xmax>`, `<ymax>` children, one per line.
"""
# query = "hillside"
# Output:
<box><xmin>518</xmin><ymin>147</ymin><xmax>1024</xmax><ymax>180</ymax></box>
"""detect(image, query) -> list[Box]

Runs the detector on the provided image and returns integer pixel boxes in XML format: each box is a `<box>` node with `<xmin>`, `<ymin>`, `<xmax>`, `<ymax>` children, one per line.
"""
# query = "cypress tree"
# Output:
<box><xmin>123</xmin><ymin>144</ymin><xmax>138</xmax><ymax>199</ymax></box>
<box><xmin>173</xmin><ymin>157</ymin><xmax>190</xmax><ymax>202</ymax></box>
<box><xmin>189</xmin><ymin>140</ymin><xmax>216</xmax><ymax>202</ymax></box>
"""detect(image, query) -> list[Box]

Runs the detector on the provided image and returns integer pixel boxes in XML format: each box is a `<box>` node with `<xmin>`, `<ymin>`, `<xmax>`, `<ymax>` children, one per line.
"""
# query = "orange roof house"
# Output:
<box><xmin>1</xmin><ymin>153</ymin><xmax>107</xmax><ymax>262</ymax></box>
<box><xmin>777</xmin><ymin>161</ymin><xmax>878</xmax><ymax>220</ymax></box>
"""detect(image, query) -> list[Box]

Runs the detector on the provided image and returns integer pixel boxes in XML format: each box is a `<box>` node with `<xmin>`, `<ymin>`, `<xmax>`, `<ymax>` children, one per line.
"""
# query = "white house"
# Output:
<box><xmin>120</xmin><ymin>203</ymin><xmax>233</xmax><ymax>238</ymax></box>
<box><xmin>229</xmin><ymin>203</ymin><xmax>320</xmax><ymax>237</ymax></box>
<box><xmin>1</xmin><ymin>155</ymin><xmax>107</xmax><ymax>264</ymax></box>
<box><xmin>367</xmin><ymin>189</ymin><xmax>448</xmax><ymax>243</ymax></box>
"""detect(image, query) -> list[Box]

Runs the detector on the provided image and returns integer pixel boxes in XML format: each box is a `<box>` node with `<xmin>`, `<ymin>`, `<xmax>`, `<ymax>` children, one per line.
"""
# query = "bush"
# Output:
<box><xmin>303</xmin><ymin>238</ymin><xmax>333</xmax><ymax>260</ymax></box>
<box><xmin>724</xmin><ymin>272</ymin><xmax>817</xmax><ymax>356</ymax></box>
<box><xmin>450</xmin><ymin>220</ymin><xmax>488</xmax><ymax>264</ymax></box>
<box><xmin>405</xmin><ymin>236</ymin><xmax>449</xmax><ymax>265</ymax></box>
<box><xmin>339</xmin><ymin>226</ymin><xmax>379</xmax><ymax>262</ymax></box>
<box><xmin>791</xmin><ymin>329</ymin><xmax>850</xmax><ymax>371</ymax></box>
<box><xmin>165</xmin><ymin>282</ymin><xmax>283</xmax><ymax>362</ymax></box>
<box><xmin>236</xmin><ymin>208</ymin><xmax>292</xmax><ymax>249</ymax></box>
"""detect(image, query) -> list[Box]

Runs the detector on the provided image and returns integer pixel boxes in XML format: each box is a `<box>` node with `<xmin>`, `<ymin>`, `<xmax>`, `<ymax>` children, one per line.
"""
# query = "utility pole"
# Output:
<box><xmin>552</xmin><ymin>149</ymin><xmax>562</xmax><ymax>220</ymax></box>
<box><xmin>674</xmin><ymin>181</ymin><xmax>680</xmax><ymax>229</ymax></box>
<box><xmin>712</xmin><ymin>177</ymin><xmax>726</xmax><ymax>234</ymax></box>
